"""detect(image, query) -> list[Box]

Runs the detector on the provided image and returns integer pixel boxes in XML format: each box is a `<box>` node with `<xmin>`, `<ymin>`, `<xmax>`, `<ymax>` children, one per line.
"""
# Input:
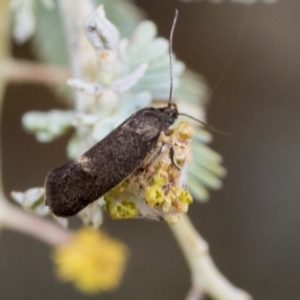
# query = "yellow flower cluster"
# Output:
<box><xmin>104</xmin><ymin>122</ymin><xmax>194</xmax><ymax>224</ymax></box>
<box><xmin>104</xmin><ymin>180</ymin><xmax>139</xmax><ymax>219</ymax></box>
<box><xmin>107</xmin><ymin>200</ymin><xmax>138</xmax><ymax>219</ymax></box>
<box><xmin>144</xmin><ymin>174</ymin><xmax>192</xmax><ymax>212</ymax></box>
<box><xmin>53</xmin><ymin>229</ymin><xmax>128</xmax><ymax>294</ymax></box>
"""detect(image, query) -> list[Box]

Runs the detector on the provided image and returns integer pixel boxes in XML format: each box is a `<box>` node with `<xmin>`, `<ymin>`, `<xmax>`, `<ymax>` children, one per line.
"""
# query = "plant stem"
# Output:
<box><xmin>170</xmin><ymin>214</ymin><xmax>252</xmax><ymax>300</ymax></box>
<box><xmin>58</xmin><ymin>0</ymin><xmax>97</xmax><ymax>155</ymax></box>
<box><xmin>58</xmin><ymin>0</ymin><xmax>96</xmax><ymax>113</ymax></box>
<box><xmin>0</xmin><ymin>59</ymin><xmax>70</xmax><ymax>85</ymax></box>
<box><xmin>0</xmin><ymin>0</ymin><xmax>10</xmax><ymax>201</ymax></box>
<box><xmin>0</xmin><ymin>199</ymin><xmax>72</xmax><ymax>245</ymax></box>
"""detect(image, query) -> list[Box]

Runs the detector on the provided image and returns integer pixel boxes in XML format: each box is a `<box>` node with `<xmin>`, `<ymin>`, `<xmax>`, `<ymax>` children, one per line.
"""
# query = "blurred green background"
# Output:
<box><xmin>1</xmin><ymin>0</ymin><xmax>300</xmax><ymax>299</ymax></box>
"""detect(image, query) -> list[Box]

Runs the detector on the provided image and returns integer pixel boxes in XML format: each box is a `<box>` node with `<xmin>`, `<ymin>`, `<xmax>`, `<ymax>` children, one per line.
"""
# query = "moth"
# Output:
<box><xmin>45</xmin><ymin>103</ymin><xmax>179</xmax><ymax>217</ymax></box>
<box><xmin>45</xmin><ymin>10</ymin><xmax>196</xmax><ymax>217</ymax></box>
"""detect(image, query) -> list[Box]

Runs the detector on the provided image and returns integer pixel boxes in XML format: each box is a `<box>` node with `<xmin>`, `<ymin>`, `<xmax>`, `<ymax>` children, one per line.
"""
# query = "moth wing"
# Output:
<box><xmin>45</xmin><ymin>108</ymin><xmax>166</xmax><ymax>217</ymax></box>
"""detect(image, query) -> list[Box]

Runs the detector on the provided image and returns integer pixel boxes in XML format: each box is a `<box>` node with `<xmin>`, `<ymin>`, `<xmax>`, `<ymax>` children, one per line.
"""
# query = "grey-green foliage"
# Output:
<box><xmin>33</xmin><ymin>0</ymin><xmax>143</xmax><ymax>66</ymax></box>
<box><xmin>34</xmin><ymin>0</ymin><xmax>67</xmax><ymax>65</ymax></box>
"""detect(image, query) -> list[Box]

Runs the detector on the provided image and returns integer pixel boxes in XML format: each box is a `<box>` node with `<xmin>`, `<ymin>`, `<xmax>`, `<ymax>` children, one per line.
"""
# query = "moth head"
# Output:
<box><xmin>161</xmin><ymin>102</ymin><xmax>178</xmax><ymax>126</ymax></box>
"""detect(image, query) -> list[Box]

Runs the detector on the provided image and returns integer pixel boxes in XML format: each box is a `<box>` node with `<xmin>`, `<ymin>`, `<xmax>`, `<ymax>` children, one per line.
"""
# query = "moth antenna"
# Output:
<box><xmin>206</xmin><ymin>6</ymin><xmax>251</xmax><ymax>100</ymax></box>
<box><xmin>167</xmin><ymin>11</ymin><xmax>228</xmax><ymax>135</ymax></box>
<box><xmin>168</xmin><ymin>9</ymin><xmax>178</xmax><ymax>106</ymax></box>
<box><xmin>176</xmin><ymin>8</ymin><xmax>251</xmax><ymax>135</ymax></box>
<box><xmin>178</xmin><ymin>113</ymin><xmax>231</xmax><ymax>135</ymax></box>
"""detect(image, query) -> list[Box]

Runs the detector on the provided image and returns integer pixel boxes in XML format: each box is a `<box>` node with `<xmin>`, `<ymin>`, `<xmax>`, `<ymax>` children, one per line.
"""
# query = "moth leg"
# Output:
<box><xmin>169</xmin><ymin>146</ymin><xmax>182</xmax><ymax>170</ymax></box>
<box><xmin>140</xmin><ymin>139</ymin><xmax>182</xmax><ymax>171</ymax></box>
<box><xmin>162</xmin><ymin>129</ymin><xmax>183</xmax><ymax>169</ymax></box>
<box><xmin>140</xmin><ymin>141</ymin><xmax>165</xmax><ymax>169</ymax></box>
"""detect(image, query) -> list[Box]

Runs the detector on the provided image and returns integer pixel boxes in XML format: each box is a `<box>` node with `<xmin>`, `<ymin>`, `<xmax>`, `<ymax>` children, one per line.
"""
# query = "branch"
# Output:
<box><xmin>58</xmin><ymin>0</ymin><xmax>97</xmax><ymax>155</ymax></box>
<box><xmin>0</xmin><ymin>59</ymin><xmax>70</xmax><ymax>85</ymax></box>
<box><xmin>0</xmin><ymin>199</ymin><xmax>72</xmax><ymax>245</ymax></box>
<box><xmin>0</xmin><ymin>0</ymin><xmax>10</xmax><ymax>202</ymax></box>
<box><xmin>58</xmin><ymin>0</ymin><xmax>97</xmax><ymax>112</ymax></box>
<box><xmin>170</xmin><ymin>214</ymin><xmax>252</xmax><ymax>300</ymax></box>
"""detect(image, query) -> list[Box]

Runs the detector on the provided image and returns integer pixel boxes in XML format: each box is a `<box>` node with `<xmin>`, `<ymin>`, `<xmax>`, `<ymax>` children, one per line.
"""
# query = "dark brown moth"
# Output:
<box><xmin>45</xmin><ymin>11</ymin><xmax>180</xmax><ymax>217</ymax></box>
<box><xmin>45</xmin><ymin>105</ymin><xmax>178</xmax><ymax>216</ymax></box>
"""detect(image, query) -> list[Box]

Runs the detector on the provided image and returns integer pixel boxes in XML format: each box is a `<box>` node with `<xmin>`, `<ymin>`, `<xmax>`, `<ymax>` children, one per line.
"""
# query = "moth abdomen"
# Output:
<box><xmin>45</xmin><ymin>162</ymin><xmax>99</xmax><ymax>217</ymax></box>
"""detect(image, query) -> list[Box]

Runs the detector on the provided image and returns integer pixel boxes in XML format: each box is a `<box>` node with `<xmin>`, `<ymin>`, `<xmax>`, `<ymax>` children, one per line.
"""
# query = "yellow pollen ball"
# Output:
<box><xmin>53</xmin><ymin>229</ymin><xmax>128</xmax><ymax>294</ymax></box>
